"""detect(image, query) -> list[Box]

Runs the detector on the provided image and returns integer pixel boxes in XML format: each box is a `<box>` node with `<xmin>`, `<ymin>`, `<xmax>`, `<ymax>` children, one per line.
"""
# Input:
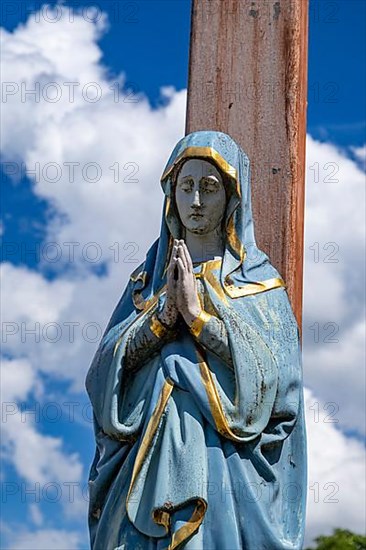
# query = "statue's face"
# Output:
<box><xmin>175</xmin><ymin>159</ymin><xmax>226</xmax><ymax>235</ymax></box>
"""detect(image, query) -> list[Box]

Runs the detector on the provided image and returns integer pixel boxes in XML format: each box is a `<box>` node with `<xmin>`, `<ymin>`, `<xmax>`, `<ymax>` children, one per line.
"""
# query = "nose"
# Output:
<box><xmin>192</xmin><ymin>189</ymin><xmax>201</xmax><ymax>207</ymax></box>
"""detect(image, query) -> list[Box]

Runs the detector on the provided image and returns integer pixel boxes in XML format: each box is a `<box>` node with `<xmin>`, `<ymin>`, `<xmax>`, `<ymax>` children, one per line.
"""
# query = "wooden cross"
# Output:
<box><xmin>185</xmin><ymin>0</ymin><xmax>308</xmax><ymax>332</ymax></box>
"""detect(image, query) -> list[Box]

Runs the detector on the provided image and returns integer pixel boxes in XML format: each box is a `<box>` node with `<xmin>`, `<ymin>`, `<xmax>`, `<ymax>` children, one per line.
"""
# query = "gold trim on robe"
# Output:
<box><xmin>125</xmin><ymin>376</ymin><xmax>207</xmax><ymax>549</ymax></box>
<box><xmin>223</xmin><ymin>277</ymin><xmax>286</xmax><ymax>298</ymax></box>
<box><xmin>149</xmin><ymin>313</ymin><xmax>169</xmax><ymax>339</ymax></box>
<box><xmin>196</xmin><ymin>348</ymin><xmax>266</xmax><ymax>444</ymax></box>
<box><xmin>188</xmin><ymin>310</ymin><xmax>213</xmax><ymax>338</ymax></box>
<box><xmin>169</xmin><ymin>498</ymin><xmax>207</xmax><ymax>550</ymax></box>
<box><xmin>126</xmin><ymin>378</ymin><xmax>174</xmax><ymax>531</ymax></box>
<box><xmin>113</xmin><ymin>286</ymin><xmax>167</xmax><ymax>358</ymax></box>
<box><xmin>197</xmin><ymin>348</ymin><xmax>242</xmax><ymax>441</ymax></box>
<box><xmin>118</xmin><ymin>259</ymin><xmax>284</xmax><ymax>547</ymax></box>
<box><xmin>226</xmin><ymin>215</ymin><xmax>245</xmax><ymax>261</ymax></box>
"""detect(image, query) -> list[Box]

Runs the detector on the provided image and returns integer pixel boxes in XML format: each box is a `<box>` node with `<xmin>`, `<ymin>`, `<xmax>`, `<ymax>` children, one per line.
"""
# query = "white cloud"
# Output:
<box><xmin>0</xmin><ymin>8</ymin><xmax>184</xmax><ymax>541</ymax></box>
<box><xmin>5</xmin><ymin>528</ymin><xmax>83</xmax><ymax>550</ymax></box>
<box><xmin>0</xmin><ymin>357</ymin><xmax>40</xmax><ymax>403</ymax></box>
<box><xmin>1</xmin><ymin>5</ymin><xmax>185</xmax><ymax>271</ymax></box>
<box><xmin>1</xmin><ymin>4</ymin><xmax>365</xmax><ymax>545</ymax></box>
<box><xmin>1</xmin><ymin>357</ymin><xmax>85</xmax><ymax>521</ymax></box>
<box><xmin>303</xmin><ymin>320</ymin><xmax>366</xmax><ymax>435</ymax></box>
<box><xmin>3</xmin><ymin>412</ymin><xmax>83</xmax><ymax>489</ymax></box>
<box><xmin>351</xmin><ymin>144</ymin><xmax>366</xmax><ymax>171</ymax></box>
<box><xmin>1</xmin><ymin>4</ymin><xmax>186</xmax><ymax>392</ymax></box>
<box><xmin>1</xmin><ymin>262</ymin><xmax>74</xmax><ymax>324</ymax></box>
<box><xmin>29</xmin><ymin>503</ymin><xmax>44</xmax><ymax>527</ymax></box>
<box><xmin>304</xmin><ymin>388</ymin><xmax>366</xmax><ymax>545</ymax></box>
<box><xmin>303</xmin><ymin>135</ymin><xmax>366</xmax><ymax>435</ymax></box>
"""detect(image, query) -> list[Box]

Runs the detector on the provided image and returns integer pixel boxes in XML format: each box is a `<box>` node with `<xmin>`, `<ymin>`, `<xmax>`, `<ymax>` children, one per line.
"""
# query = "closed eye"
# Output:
<box><xmin>180</xmin><ymin>184</ymin><xmax>193</xmax><ymax>193</ymax></box>
<box><xmin>178</xmin><ymin>178</ymin><xmax>194</xmax><ymax>192</ymax></box>
<box><xmin>200</xmin><ymin>178</ymin><xmax>219</xmax><ymax>193</ymax></box>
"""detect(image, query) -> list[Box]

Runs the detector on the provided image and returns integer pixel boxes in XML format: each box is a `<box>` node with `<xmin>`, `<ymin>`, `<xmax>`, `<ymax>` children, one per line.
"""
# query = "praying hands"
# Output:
<box><xmin>157</xmin><ymin>239</ymin><xmax>202</xmax><ymax>328</ymax></box>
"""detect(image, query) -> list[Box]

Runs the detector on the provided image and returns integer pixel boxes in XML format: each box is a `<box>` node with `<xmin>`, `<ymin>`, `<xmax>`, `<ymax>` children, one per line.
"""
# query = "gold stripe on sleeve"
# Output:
<box><xmin>189</xmin><ymin>310</ymin><xmax>213</xmax><ymax>338</ymax></box>
<box><xmin>149</xmin><ymin>313</ymin><xmax>168</xmax><ymax>339</ymax></box>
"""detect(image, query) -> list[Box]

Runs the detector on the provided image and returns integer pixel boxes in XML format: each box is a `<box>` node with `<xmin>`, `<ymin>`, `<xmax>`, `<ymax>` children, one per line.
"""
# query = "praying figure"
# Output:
<box><xmin>86</xmin><ymin>131</ymin><xmax>307</xmax><ymax>549</ymax></box>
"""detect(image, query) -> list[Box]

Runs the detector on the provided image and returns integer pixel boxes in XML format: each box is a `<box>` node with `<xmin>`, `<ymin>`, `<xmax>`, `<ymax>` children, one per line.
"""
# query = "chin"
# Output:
<box><xmin>185</xmin><ymin>223</ymin><xmax>211</xmax><ymax>235</ymax></box>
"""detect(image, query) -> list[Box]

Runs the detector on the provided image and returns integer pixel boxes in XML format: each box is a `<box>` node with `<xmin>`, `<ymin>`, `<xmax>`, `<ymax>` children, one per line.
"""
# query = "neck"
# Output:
<box><xmin>184</xmin><ymin>227</ymin><xmax>224</xmax><ymax>263</ymax></box>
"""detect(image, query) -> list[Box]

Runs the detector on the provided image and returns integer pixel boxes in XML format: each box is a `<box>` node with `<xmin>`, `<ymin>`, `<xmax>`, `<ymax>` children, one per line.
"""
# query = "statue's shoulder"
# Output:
<box><xmin>128</xmin><ymin>238</ymin><xmax>159</xmax><ymax>286</ymax></box>
<box><xmin>128</xmin><ymin>240</ymin><xmax>158</xmax><ymax>311</ymax></box>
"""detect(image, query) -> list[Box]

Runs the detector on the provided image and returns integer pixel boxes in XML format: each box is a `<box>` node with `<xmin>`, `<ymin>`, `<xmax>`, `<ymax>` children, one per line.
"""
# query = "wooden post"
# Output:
<box><xmin>185</xmin><ymin>0</ymin><xmax>308</xmax><ymax>331</ymax></box>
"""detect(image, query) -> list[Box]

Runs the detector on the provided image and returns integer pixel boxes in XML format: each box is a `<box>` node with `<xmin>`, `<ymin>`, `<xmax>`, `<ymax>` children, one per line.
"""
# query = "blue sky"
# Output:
<box><xmin>1</xmin><ymin>1</ymin><xmax>365</xmax><ymax>549</ymax></box>
<box><xmin>2</xmin><ymin>0</ymin><xmax>366</xmax><ymax>270</ymax></box>
<box><xmin>2</xmin><ymin>0</ymin><xmax>366</xmax><ymax>267</ymax></box>
<box><xmin>2</xmin><ymin>0</ymin><xmax>365</xmax><ymax>140</ymax></box>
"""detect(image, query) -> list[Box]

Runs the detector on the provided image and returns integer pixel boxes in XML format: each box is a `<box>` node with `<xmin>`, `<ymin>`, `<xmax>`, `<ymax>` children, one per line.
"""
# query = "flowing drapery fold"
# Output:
<box><xmin>86</xmin><ymin>131</ymin><xmax>306</xmax><ymax>549</ymax></box>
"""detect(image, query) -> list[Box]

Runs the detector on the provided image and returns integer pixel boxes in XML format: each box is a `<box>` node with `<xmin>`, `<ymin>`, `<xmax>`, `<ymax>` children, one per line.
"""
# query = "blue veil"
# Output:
<box><xmin>126</xmin><ymin>130</ymin><xmax>286</xmax><ymax>315</ymax></box>
<box><xmin>86</xmin><ymin>131</ymin><xmax>307</xmax><ymax>549</ymax></box>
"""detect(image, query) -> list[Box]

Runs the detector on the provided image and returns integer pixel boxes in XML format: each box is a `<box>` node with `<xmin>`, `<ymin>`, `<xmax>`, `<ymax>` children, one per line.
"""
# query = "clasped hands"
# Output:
<box><xmin>157</xmin><ymin>239</ymin><xmax>202</xmax><ymax>329</ymax></box>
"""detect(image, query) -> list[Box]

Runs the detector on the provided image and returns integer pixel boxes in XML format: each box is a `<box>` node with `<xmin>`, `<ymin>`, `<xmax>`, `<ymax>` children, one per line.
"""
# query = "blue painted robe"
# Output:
<box><xmin>86</xmin><ymin>131</ymin><xmax>307</xmax><ymax>549</ymax></box>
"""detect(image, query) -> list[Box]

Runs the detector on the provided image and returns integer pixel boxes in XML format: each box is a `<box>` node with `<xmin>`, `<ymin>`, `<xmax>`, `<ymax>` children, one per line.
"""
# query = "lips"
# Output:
<box><xmin>190</xmin><ymin>213</ymin><xmax>204</xmax><ymax>219</ymax></box>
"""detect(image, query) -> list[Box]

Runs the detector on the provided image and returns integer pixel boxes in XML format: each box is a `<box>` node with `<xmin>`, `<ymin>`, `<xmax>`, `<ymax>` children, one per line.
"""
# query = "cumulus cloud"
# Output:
<box><xmin>0</xmin><ymin>357</ymin><xmax>40</xmax><ymax>403</ymax></box>
<box><xmin>304</xmin><ymin>388</ymin><xmax>366</xmax><ymax>545</ymax></box>
<box><xmin>29</xmin><ymin>503</ymin><xmax>44</xmax><ymax>527</ymax></box>
<box><xmin>1</xmin><ymin>7</ymin><xmax>184</xmax><ymax>544</ymax></box>
<box><xmin>1</xmin><ymin>357</ymin><xmax>85</xmax><ymax>522</ymax></box>
<box><xmin>1</xmin><ymin>5</ymin><xmax>186</xmax><ymax>273</ymax></box>
<box><xmin>1</xmin><ymin>262</ymin><xmax>74</xmax><ymax>323</ymax></box>
<box><xmin>351</xmin><ymin>144</ymin><xmax>366</xmax><ymax>171</ymax></box>
<box><xmin>4</xmin><ymin>528</ymin><xmax>82</xmax><ymax>550</ymax></box>
<box><xmin>1</xmin><ymin>4</ymin><xmax>186</xmax><ymax>390</ymax></box>
<box><xmin>1</xmin><ymin>262</ymin><xmax>100</xmax><ymax>389</ymax></box>
<box><xmin>303</xmin><ymin>136</ymin><xmax>366</xmax><ymax>434</ymax></box>
<box><xmin>1</xmin><ymin>4</ymin><xmax>365</xmax><ymax>547</ymax></box>
<box><xmin>303</xmin><ymin>320</ymin><xmax>366</xmax><ymax>435</ymax></box>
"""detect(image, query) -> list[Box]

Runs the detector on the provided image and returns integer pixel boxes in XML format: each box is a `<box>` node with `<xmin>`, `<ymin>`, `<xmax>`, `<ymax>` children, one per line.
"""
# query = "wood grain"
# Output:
<box><xmin>185</xmin><ymin>0</ymin><xmax>308</xmax><ymax>331</ymax></box>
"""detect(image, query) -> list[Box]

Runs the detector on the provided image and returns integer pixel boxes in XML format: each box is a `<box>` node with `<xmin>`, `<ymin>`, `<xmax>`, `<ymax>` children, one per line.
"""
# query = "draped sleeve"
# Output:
<box><xmin>86</xmin><ymin>128</ymin><xmax>306</xmax><ymax>550</ymax></box>
<box><xmin>86</xmin><ymin>265</ymin><xmax>306</xmax><ymax>550</ymax></box>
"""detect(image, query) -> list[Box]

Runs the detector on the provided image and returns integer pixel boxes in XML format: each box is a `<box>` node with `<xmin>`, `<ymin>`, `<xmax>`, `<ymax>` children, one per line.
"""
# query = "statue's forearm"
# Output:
<box><xmin>125</xmin><ymin>301</ymin><xmax>233</xmax><ymax>373</ymax></box>
<box><xmin>189</xmin><ymin>311</ymin><xmax>234</xmax><ymax>369</ymax></box>
<box><xmin>124</xmin><ymin>310</ymin><xmax>177</xmax><ymax>373</ymax></box>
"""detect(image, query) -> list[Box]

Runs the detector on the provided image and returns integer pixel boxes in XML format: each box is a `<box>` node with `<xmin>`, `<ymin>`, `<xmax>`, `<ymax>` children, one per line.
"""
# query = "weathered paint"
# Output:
<box><xmin>185</xmin><ymin>0</ymin><xmax>308</xmax><ymax>331</ymax></box>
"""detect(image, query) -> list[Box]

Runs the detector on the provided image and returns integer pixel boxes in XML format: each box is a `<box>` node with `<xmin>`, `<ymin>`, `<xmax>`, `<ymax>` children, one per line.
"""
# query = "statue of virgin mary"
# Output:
<box><xmin>85</xmin><ymin>131</ymin><xmax>307</xmax><ymax>549</ymax></box>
